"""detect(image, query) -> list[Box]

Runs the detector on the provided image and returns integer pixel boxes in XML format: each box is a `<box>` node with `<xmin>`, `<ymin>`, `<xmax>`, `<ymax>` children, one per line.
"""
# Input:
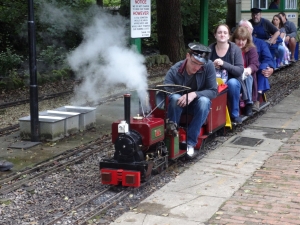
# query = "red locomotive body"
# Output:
<box><xmin>112</xmin><ymin>117</ymin><xmax>165</xmax><ymax>147</ymax></box>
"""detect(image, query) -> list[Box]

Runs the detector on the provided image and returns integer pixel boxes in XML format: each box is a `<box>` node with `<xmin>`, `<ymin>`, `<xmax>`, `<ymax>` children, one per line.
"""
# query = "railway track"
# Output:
<box><xmin>0</xmin><ymin>136</ymin><xmax>112</xmax><ymax>195</ymax></box>
<box><xmin>44</xmin><ymin>187</ymin><xmax>129</xmax><ymax>225</ymax></box>
<box><xmin>0</xmin><ymin>90</ymin><xmax>74</xmax><ymax>110</ymax></box>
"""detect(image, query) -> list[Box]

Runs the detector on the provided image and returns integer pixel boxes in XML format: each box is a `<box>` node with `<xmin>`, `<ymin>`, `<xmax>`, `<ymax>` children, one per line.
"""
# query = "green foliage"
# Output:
<box><xmin>0</xmin><ymin>48</ymin><xmax>23</xmax><ymax>76</ymax></box>
<box><xmin>52</xmin><ymin>68</ymin><xmax>71</xmax><ymax>81</ymax></box>
<box><xmin>0</xmin><ymin>69</ymin><xmax>24</xmax><ymax>90</ymax></box>
<box><xmin>180</xmin><ymin>0</ymin><xmax>200</xmax><ymax>43</ymax></box>
<box><xmin>37</xmin><ymin>45</ymin><xmax>69</xmax><ymax>72</ymax></box>
<box><xmin>103</xmin><ymin>0</ymin><xmax>121</xmax><ymax>7</ymax></box>
<box><xmin>180</xmin><ymin>0</ymin><xmax>200</xmax><ymax>27</ymax></box>
<box><xmin>208</xmin><ymin>0</ymin><xmax>227</xmax><ymax>43</ymax></box>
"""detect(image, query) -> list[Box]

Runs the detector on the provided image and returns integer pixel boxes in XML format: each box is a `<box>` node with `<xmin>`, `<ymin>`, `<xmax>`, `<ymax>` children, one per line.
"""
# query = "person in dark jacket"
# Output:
<box><xmin>269</xmin><ymin>0</ymin><xmax>280</xmax><ymax>9</ymax></box>
<box><xmin>208</xmin><ymin>24</ymin><xmax>245</xmax><ymax>124</ymax></box>
<box><xmin>249</xmin><ymin>8</ymin><xmax>280</xmax><ymax>45</ymax></box>
<box><xmin>249</xmin><ymin>8</ymin><xmax>281</xmax><ymax>67</ymax></box>
<box><xmin>239</xmin><ymin>19</ymin><xmax>274</xmax><ymax>111</ymax></box>
<box><xmin>164</xmin><ymin>42</ymin><xmax>217</xmax><ymax>156</ymax></box>
<box><xmin>231</xmin><ymin>26</ymin><xmax>259</xmax><ymax>116</ymax></box>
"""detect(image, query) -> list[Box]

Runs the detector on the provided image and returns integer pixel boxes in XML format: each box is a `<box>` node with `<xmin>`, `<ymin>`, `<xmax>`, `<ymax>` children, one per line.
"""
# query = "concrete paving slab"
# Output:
<box><xmin>288</xmin><ymin>88</ymin><xmax>300</xmax><ymax>97</ymax></box>
<box><xmin>137</xmin><ymin>194</ymin><xmax>225</xmax><ymax>223</ymax></box>
<box><xmin>10</xmin><ymin>141</ymin><xmax>41</xmax><ymax>149</ymax></box>
<box><xmin>195</xmin><ymin>158</ymin><xmax>264</xmax><ymax>176</ymax></box>
<box><xmin>268</xmin><ymin>103</ymin><xmax>300</xmax><ymax>113</ymax></box>
<box><xmin>251</xmin><ymin>115</ymin><xmax>300</xmax><ymax>129</ymax></box>
<box><xmin>110</xmin><ymin>212</ymin><xmax>203</xmax><ymax>225</ymax></box>
<box><xmin>167</xmin><ymin>171</ymin><xmax>245</xmax><ymax>198</ymax></box>
<box><xmin>223</xmin><ymin>130</ymin><xmax>284</xmax><ymax>151</ymax></box>
<box><xmin>204</xmin><ymin>146</ymin><xmax>269</xmax><ymax>161</ymax></box>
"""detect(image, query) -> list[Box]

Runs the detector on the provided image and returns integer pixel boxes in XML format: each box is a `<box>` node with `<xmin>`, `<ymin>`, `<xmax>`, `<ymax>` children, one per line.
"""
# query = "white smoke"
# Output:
<box><xmin>67</xmin><ymin>8</ymin><xmax>149</xmax><ymax>108</ymax></box>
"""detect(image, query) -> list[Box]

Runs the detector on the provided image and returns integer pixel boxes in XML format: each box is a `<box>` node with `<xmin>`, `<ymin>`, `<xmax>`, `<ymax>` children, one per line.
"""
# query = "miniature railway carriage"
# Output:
<box><xmin>99</xmin><ymin>82</ymin><xmax>234</xmax><ymax>187</ymax></box>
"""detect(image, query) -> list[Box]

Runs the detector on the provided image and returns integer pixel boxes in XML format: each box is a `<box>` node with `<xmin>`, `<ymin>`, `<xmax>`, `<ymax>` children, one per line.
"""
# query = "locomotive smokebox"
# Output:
<box><xmin>124</xmin><ymin>94</ymin><xmax>131</xmax><ymax>130</ymax></box>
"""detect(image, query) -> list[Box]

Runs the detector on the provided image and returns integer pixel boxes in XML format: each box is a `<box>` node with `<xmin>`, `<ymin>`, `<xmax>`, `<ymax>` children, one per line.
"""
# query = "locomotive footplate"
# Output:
<box><xmin>99</xmin><ymin>160</ymin><xmax>153</xmax><ymax>187</ymax></box>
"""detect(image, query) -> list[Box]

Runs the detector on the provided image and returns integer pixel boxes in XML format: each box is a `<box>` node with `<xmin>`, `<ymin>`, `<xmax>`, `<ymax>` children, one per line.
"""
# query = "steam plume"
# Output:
<box><xmin>67</xmin><ymin>7</ymin><xmax>149</xmax><ymax>107</ymax></box>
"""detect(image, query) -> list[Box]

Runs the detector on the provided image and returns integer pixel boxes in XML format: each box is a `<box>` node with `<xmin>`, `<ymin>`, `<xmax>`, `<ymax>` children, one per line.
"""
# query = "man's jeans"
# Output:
<box><xmin>227</xmin><ymin>78</ymin><xmax>241</xmax><ymax>119</ymax></box>
<box><xmin>167</xmin><ymin>94</ymin><xmax>211</xmax><ymax>146</ymax></box>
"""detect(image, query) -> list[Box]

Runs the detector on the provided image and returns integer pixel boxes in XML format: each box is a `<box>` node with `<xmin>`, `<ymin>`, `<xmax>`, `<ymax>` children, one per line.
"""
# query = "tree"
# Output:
<box><xmin>226</xmin><ymin>0</ymin><xmax>236</xmax><ymax>31</ymax></box>
<box><xmin>97</xmin><ymin>0</ymin><xmax>104</xmax><ymax>7</ymax></box>
<box><xmin>156</xmin><ymin>0</ymin><xmax>185</xmax><ymax>63</ymax></box>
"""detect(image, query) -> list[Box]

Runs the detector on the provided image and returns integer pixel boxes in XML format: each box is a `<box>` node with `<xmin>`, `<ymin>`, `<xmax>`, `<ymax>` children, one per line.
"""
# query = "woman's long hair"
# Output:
<box><xmin>272</xmin><ymin>14</ymin><xmax>284</xmax><ymax>29</ymax></box>
<box><xmin>230</xmin><ymin>26</ymin><xmax>255</xmax><ymax>52</ymax></box>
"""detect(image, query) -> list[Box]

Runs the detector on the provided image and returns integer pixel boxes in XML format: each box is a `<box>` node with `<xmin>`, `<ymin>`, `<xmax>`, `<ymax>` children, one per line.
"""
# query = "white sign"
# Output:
<box><xmin>286</xmin><ymin>13</ymin><xmax>297</xmax><ymax>19</ymax></box>
<box><xmin>130</xmin><ymin>0</ymin><xmax>151</xmax><ymax>38</ymax></box>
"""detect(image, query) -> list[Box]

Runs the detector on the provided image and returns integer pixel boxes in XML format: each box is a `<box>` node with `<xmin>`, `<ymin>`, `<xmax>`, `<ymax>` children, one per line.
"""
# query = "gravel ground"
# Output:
<box><xmin>0</xmin><ymin>62</ymin><xmax>299</xmax><ymax>225</ymax></box>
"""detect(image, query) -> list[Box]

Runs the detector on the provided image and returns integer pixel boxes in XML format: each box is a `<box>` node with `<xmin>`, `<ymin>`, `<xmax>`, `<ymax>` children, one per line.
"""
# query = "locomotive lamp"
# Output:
<box><xmin>118</xmin><ymin>121</ymin><xmax>129</xmax><ymax>133</ymax></box>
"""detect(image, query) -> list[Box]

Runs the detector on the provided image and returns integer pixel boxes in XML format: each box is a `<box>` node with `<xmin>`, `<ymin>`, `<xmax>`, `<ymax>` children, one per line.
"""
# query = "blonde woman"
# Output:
<box><xmin>231</xmin><ymin>26</ymin><xmax>259</xmax><ymax>116</ymax></box>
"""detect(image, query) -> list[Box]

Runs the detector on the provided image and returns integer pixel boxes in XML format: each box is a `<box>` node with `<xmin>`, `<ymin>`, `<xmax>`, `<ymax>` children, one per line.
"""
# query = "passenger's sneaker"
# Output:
<box><xmin>187</xmin><ymin>145</ymin><xmax>194</xmax><ymax>157</ymax></box>
<box><xmin>245</xmin><ymin>104</ymin><xmax>253</xmax><ymax>116</ymax></box>
<box><xmin>252</xmin><ymin>101</ymin><xmax>260</xmax><ymax>112</ymax></box>
<box><xmin>232</xmin><ymin>116</ymin><xmax>242</xmax><ymax>124</ymax></box>
<box><xmin>0</xmin><ymin>160</ymin><xmax>14</xmax><ymax>171</ymax></box>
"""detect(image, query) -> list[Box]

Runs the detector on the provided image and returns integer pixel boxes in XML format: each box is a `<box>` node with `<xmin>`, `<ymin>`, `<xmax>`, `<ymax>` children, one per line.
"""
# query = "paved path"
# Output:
<box><xmin>208</xmin><ymin>131</ymin><xmax>300</xmax><ymax>225</ymax></box>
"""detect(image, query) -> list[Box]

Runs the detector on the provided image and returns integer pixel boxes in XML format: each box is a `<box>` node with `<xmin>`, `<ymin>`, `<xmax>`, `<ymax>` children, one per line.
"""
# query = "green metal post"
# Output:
<box><xmin>279</xmin><ymin>0</ymin><xmax>284</xmax><ymax>10</ymax></box>
<box><xmin>199</xmin><ymin>0</ymin><xmax>209</xmax><ymax>46</ymax></box>
<box><xmin>131</xmin><ymin>38</ymin><xmax>141</xmax><ymax>53</ymax></box>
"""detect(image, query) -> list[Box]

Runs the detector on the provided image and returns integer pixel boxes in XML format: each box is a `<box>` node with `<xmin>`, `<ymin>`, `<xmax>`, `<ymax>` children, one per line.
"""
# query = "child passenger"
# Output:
<box><xmin>230</xmin><ymin>26</ymin><xmax>259</xmax><ymax>116</ymax></box>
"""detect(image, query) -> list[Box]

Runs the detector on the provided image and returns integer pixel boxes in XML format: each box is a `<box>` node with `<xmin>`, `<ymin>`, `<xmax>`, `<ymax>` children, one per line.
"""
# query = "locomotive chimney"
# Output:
<box><xmin>124</xmin><ymin>94</ymin><xmax>131</xmax><ymax>130</ymax></box>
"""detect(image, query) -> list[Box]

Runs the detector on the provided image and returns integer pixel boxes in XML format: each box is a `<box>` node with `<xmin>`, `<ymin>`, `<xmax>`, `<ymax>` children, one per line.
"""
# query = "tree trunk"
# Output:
<box><xmin>96</xmin><ymin>0</ymin><xmax>103</xmax><ymax>7</ymax></box>
<box><xmin>156</xmin><ymin>0</ymin><xmax>185</xmax><ymax>63</ymax></box>
<box><xmin>226</xmin><ymin>0</ymin><xmax>236</xmax><ymax>32</ymax></box>
<box><xmin>119</xmin><ymin>0</ymin><xmax>130</xmax><ymax>17</ymax></box>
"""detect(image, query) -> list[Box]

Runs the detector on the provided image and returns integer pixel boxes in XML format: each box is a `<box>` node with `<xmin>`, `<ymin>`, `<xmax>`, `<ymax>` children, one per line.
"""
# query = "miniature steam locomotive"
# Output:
<box><xmin>99</xmin><ymin>83</ymin><xmax>268</xmax><ymax>187</ymax></box>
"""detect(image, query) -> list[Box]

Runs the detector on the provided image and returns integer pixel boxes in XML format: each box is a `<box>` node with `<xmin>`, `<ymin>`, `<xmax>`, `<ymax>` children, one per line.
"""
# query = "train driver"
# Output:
<box><xmin>164</xmin><ymin>43</ymin><xmax>218</xmax><ymax>156</ymax></box>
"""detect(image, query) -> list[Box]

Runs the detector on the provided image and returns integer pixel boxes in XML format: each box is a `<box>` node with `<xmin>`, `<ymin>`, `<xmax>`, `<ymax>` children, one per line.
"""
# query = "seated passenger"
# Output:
<box><xmin>239</xmin><ymin>19</ymin><xmax>274</xmax><ymax>111</ymax></box>
<box><xmin>164</xmin><ymin>42</ymin><xmax>218</xmax><ymax>155</ymax></box>
<box><xmin>279</xmin><ymin>12</ymin><xmax>298</xmax><ymax>62</ymax></box>
<box><xmin>231</xmin><ymin>26</ymin><xmax>259</xmax><ymax>116</ymax></box>
<box><xmin>208</xmin><ymin>24</ymin><xmax>245</xmax><ymax>124</ymax></box>
<box><xmin>272</xmin><ymin>15</ymin><xmax>287</xmax><ymax>67</ymax></box>
<box><xmin>249</xmin><ymin>8</ymin><xmax>281</xmax><ymax>66</ymax></box>
<box><xmin>269</xmin><ymin>0</ymin><xmax>280</xmax><ymax>9</ymax></box>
